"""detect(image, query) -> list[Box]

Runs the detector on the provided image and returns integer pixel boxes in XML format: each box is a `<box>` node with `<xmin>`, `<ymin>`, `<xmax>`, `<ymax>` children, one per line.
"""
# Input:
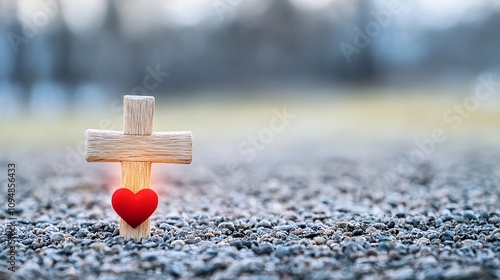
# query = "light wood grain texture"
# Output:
<box><xmin>123</xmin><ymin>95</ymin><xmax>155</xmax><ymax>135</ymax></box>
<box><xmin>120</xmin><ymin>161</ymin><xmax>152</xmax><ymax>239</ymax></box>
<box><xmin>85</xmin><ymin>95</ymin><xmax>193</xmax><ymax>240</ymax></box>
<box><xmin>85</xmin><ymin>130</ymin><xmax>193</xmax><ymax>164</ymax></box>
<box><xmin>121</xmin><ymin>96</ymin><xmax>155</xmax><ymax>239</ymax></box>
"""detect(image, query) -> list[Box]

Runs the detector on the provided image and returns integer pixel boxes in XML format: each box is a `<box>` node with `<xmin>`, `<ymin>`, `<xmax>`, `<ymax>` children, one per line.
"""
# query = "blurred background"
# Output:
<box><xmin>1</xmin><ymin>0</ymin><xmax>500</xmax><ymax>152</ymax></box>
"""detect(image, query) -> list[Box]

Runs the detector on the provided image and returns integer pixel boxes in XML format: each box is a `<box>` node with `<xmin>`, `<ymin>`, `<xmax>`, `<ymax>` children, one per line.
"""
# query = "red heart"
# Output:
<box><xmin>111</xmin><ymin>188</ymin><xmax>158</xmax><ymax>228</ymax></box>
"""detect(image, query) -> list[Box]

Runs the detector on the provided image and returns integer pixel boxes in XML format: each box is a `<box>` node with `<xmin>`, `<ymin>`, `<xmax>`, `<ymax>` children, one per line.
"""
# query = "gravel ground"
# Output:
<box><xmin>1</xmin><ymin>141</ymin><xmax>499</xmax><ymax>279</ymax></box>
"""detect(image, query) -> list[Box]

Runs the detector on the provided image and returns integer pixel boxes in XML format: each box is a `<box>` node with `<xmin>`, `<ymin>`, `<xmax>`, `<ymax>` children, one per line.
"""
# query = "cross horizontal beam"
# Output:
<box><xmin>85</xmin><ymin>129</ymin><xmax>192</xmax><ymax>164</ymax></box>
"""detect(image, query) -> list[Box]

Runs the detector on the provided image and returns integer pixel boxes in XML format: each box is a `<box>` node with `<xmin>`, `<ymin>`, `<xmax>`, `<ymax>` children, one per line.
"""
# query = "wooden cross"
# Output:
<box><xmin>85</xmin><ymin>95</ymin><xmax>192</xmax><ymax>239</ymax></box>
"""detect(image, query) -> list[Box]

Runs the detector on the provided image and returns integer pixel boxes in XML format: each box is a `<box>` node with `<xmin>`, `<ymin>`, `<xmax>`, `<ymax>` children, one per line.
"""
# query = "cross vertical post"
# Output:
<box><xmin>120</xmin><ymin>96</ymin><xmax>154</xmax><ymax>239</ymax></box>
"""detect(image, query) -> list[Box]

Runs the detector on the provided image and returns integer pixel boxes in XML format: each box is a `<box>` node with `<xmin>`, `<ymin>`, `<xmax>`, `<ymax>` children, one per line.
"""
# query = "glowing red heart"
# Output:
<box><xmin>111</xmin><ymin>188</ymin><xmax>158</xmax><ymax>228</ymax></box>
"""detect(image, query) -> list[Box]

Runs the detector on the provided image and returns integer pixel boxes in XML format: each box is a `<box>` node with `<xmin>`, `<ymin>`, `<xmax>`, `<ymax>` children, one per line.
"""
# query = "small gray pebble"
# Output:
<box><xmin>159</xmin><ymin>223</ymin><xmax>171</xmax><ymax>230</ymax></box>
<box><xmin>442</xmin><ymin>215</ymin><xmax>454</xmax><ymax>222</ymax></box>
<box><xmin>463</xmin><ymin>211</ymin><xmax>478</xmax><ymax>220</ymax></box>
<box><xmin>51</xmin><ymin>233</ymin><xmax>64</xmax><ymax>242</ymax></box>
<box><xmin>409</xmin><ymin>244</ymin><xmax>420</xmax><ymax>254</ymax></box>
<box><xmin>435</xmin><ymin>219</ymin><xmax>443</xmax><ymax>227</ymax></box>
<box><xmin>275</xmin><ymin>245</ymin><xmax>292</xmax><ymax>257</ymax></box>
<box><xmin>230</xmin><ymin>239</ymin><xmax>244</xmax><ymax>250</ymax></box>
<box><xmin>218</xmin><ymin>222</ymin><xmax>235</xmax><ymax>231</ymax></box>
<box><xmin>171</xmin><ymin>240</ymin><xmax>185</xmax><ymax>247</ymax></box>
<box><xmin>193</xmin><ymin>262</ymin><xmax>216</xmax><ymax>276</ymax></box>
<box><xmin>256</xmin><ymin>220</ymin><xmax>272</xmax><ymax>228</ymax></box>
<box><xmin>442</xmin><ymin>230</ymin><xmax>455</xmax><ymax>241</ymax></box>
<box><xmin>143</xmin><ymin>242</ymin><xmax>157</xmax><ymax>248</ymax></box>
<box><xmin>395</xmin><ymin>212</ymin><xmax>406</xmax><ymax>218</ymax></box>
<box><xmin>75</xmin><ymin>230</ymin><xmax>86</xmax><ymax>238</ymax></box>
<box><xmin>313</xmin><ymin>236</ymin><xmax>326</xmax><ymax>245</ymax></box>
<box><xmin>252</xmin><ymin>243</ymin><xmax>273</xmax><ymax>255</ymax></box>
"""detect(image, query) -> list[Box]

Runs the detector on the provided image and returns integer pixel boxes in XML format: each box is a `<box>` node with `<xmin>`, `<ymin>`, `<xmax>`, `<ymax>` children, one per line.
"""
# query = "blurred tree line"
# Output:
<box><xmin>0</xmin><ymin>0</ymin><xmax>500</xmax><ymax>100</ymax></box>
